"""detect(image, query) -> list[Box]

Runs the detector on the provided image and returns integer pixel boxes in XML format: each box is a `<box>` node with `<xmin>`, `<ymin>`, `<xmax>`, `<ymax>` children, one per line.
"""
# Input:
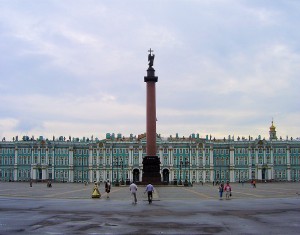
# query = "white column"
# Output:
<box><xmin>32</xmin><ymin>167</ymin><xmax>36</xmax><ymax>180</ymax></box>
<box><xmin>14</xmin><ymin>147</ymin><xmax>18</xmax><ymax>165</ymax></box>
<box><xmin>287</xmin><ymin>148</ymin><xmax>291</xmax><ymax>165</ymax></box>
<box><xmin>210</xmin><ymin>170</ymin><xmax>214</xmax><ymax>182</ymax></box>
<box><xmin>14</xmin><ymin>147</ymin><xmax>18</xmax><ymax>181</ymax></box>
<box><xmin>159</xmin><ymin>148</ymin><xmax>163</xmax><ymax>166</ymax></box>
<box><xmin>69</xmin><ymin>148</ymin><xmax>74</xmax><ymax>182</ymax></box>
<box><xmin>203</xmin><ymin>150</ymin><xmax>206</xmax><ymax>168</ymax></box>
<box><xmin>257</xmin><ymin>168</ymin><xmax>262</xmax><ymax>180</ymax></box>
<box><xmin>248</xmin><ymin>147</ymin><xmax>252</xmax><ymax>180</ymax></box>
<box><xmin>248</xmin><ymin>166</ymin><xmax>252</xmax><ymax>179</ymax></box>
<box><xmin>129</xmin><ymin>148</ymin><xmax>133</xmax><ymax>165</ymax></box>
<box><xmin>38</xmin><ymin>148</ymin><xmax>40</xmax><ymax>164</ymax></box>
<box><xmin>209</xmin><ymin>147</ymin><xmax>213</xmax><ymax>168</ymax></box>
<box><xmin>42</xmin><ymin>168</ymin><xmax>47</xmax><ymax>180</ymax></box>
<box><xmin>139</xmin><ymin>147</ymin><xmax>142</xmax><ymax>166</ymax></box>
<box><xmin>287</xmin><ymin>147</ymin><xmax>291</xmax><ymax>181</ymax></box>
<box><xmin>88</xmin><ymin>148</ymin><xmax>93</xmax><ymax>182</ymax></box>
<box><xmin>52</xmin><ymin>148</ymin><xmax>55</xmax><ymax>181</ymax></box>
<box><xmin>96</xmin><ymin>149</ymin><xmax>100</xmax><ymax>182</ymax></box>
<box><xmin>255</xmin><ymin>149</ymin><xmax>259</xmax><ymax>165</ymax></box>
<box><xmin>230</xmin><ymin>169</ymin><xmax>235</xmax><ymax>182</ymax></box>
<box><xmin>230</xmin><ymin>146</ymin><xmax>235</xmax><ymax>182</ymax></box>
<box><xmin>209</xmin><ymin>146</ymin><xmax>214</xmax><ymax>182</ymax></box>
<box><xmin>287</xmin><ymin>169</ymin><xmax>291</xmax><ymax>181</ymax></box>
<box><xmin>203</xmin><ymin>170</ymin><xmax>206</xmax><ymax>183</ymax></box>
<box><xmin>263</xmin><ymin>148</ymin><xmax>266</xmax><ymax>164</ymax></box>
<box><xmin>69</xmin><ymin>148</ymin><xmax>74</xmax><ymax>165</ymax></box>
<box><xmin>268</xmin><ymin>168</ymin><xmax>272</xmax><ymax>180</ymax></box>
<box><xmin>31</xmin><ymin>147</ymin><xmax>34</xmax><ymax>165</ymax></box>
<box><xmin>88</xmin><ymin>148</ymin><xmax>92</xmax><ymax>166</ymax></box>
<box><xmin>270</xmin><ymin>148</ymin><xmax>274</xmax><ymax>165</ymax></box>
<box><xmin>230</xmin><ymin>147</ymin><xmax>234</xmax><ymax>166</ymax></box>
<box><xmin>169</xmin><ymin>148</ymin><xmax>172</xmax><ymax>165</ymax></box>
<box><xmin>196</xmin><ymin>147</ymin><xmax>198</xmax><ymax>166</ymax></box>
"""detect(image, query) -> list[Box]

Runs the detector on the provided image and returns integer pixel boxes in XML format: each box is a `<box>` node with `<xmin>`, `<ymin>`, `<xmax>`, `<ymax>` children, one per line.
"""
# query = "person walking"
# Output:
<box><xmin>224</xmin><ymin>181</ymin><xmax>232</xmax><ymax>200</ymax></box>
<box><xmin>218</xmin><ymin>183</ymin><xmax>224</xmax><ymax>200</ymax></box>
<box><xmin>145</xmin><ymin>183</ymin><xmax>154</xmax><ymax>204</ymax></box>
<box><xmin>253</xmin><ymin>180</ymin><xmax>256</xmax><ymax>188</ymax></box>
<box><xmin>129</xmin><ymin>181</ymin><xmax>138</xmax><ymax>204</ymax></box>
<box><xmin>105</xmin><ymin>180</ymin><xmax>111</xmax><ymax>198</ymax></box>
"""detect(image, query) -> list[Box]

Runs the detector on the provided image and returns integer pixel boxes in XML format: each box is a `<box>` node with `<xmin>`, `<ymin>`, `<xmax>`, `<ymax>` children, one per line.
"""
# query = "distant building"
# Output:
<box><xmin>0</xmin><ymin>122</ymin><xmax>299</xmax><ymax>184</ymax></box>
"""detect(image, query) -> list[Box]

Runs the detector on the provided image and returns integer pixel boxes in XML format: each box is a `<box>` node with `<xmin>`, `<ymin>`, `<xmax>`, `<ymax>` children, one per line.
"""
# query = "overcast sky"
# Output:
<box><xmin>0</xmin><ymin>0</ymin><xmax>299</xmax><ymax>141</ymax></box>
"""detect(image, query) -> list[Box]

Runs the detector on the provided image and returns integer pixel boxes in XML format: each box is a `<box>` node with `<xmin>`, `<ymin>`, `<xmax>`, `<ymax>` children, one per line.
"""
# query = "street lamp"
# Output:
<box><xmin>183</xmin><ymin>159</ymin><xmax>189</xmax><ymax>186</ymax></box>
<box><xmin>179</xmin><ymin>160</ymin><xmax>183</xmax><ymax>185</ymax></box>
<box><xmin>114</xmin><ymin>159</ymin><xmax>119</xmax><ymax>186</ymax></box>
<box><xmin>120</xmin><ymin>158</ymin><xmax>124</xmax><ymax>185</ymax></box>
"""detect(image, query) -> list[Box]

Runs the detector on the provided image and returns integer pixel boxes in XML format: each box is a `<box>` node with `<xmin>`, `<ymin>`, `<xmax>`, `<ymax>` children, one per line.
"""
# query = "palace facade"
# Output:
<box><xmin>0</xmin><ymin>122</ymin><xmax>299</xmax><ymax>184</ymax></box>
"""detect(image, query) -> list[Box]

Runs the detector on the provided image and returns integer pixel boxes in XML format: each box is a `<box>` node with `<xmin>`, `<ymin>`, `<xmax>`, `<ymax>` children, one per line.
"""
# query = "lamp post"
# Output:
<box><xmin>120</xmin><ymin>158</ymin><xmax>124</xmax><ymax>185</ymax></box>
<box><xmin>81</xmin><ymin>156</ymin><xmax>83</xmax><ymax>183</ymax></box>
<box><xmin>114</xmin><ymin>159</ymin><xmax>119</xmax><ymax>186</ymax></box>
<box><xmin>179</xmin><ymin>160</ymin><xmax>183</xmax><ymax>185</ymax></box>
<box><xmin>183</xmin><ymin>159</ymin><xmax>189</xmax><ymax>186</ymax></box>
<box><xmin>113</xmin><ymin>158</ymin><xmax>124</xmax><ymax>186</ymax></box>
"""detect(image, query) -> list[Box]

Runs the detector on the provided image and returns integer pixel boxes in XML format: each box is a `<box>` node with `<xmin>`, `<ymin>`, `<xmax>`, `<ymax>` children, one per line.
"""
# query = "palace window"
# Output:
<box><xmin>164</xmin><ymin>157</ymin><xmax>168</xmax><ymax>165</ymax></box>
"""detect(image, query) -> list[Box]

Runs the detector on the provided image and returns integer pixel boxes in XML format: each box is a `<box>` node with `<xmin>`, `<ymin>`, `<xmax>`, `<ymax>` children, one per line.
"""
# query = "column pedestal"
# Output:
<box><xmin>142</xmin><ymin>156</ymin><xmax>161</xmax><ymax>184</ymax></box>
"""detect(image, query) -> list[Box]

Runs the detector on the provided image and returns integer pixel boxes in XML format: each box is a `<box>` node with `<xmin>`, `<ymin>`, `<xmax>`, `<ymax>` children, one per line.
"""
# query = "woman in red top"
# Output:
<box><xmin>224</xmin><ymin>182</ymin><xmax>232</xmax><ymax>199</ymax></box>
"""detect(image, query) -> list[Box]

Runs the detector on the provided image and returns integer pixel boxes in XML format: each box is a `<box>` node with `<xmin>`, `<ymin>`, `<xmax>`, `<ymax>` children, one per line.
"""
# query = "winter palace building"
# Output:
<box><xmin>0</xmin><ymin>122</ymin><xmax>299</xmax><ymax>184</ymax></box>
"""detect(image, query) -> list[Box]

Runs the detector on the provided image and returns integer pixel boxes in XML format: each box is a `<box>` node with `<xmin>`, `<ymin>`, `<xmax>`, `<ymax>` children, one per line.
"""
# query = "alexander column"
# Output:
<box><xmin>142</xmin><ymin>48</ymin><xmax>161</xmax><ymax>184</ymax></box>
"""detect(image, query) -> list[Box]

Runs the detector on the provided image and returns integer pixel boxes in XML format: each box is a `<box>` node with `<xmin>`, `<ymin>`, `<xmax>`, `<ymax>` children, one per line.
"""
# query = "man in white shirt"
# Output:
<box><xmin>129</xmin><ymin>182</ymin><xmax>138</xmax><ymax>204</ymax></box>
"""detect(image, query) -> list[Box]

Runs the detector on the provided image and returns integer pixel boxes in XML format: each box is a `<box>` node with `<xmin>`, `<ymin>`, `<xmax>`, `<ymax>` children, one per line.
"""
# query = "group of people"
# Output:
<box><xmin>129</xmin><ymin>182</ymin><xmax>154</xmax><ymax>204</ymax></box>
<box><xmin>218</xmin><ymin>181</ymin><xmax>232</xmax><ymax>200</ymax></box>
<box><xmin>108</xmin><ymin>180</ymin><xmax>233</xmax><ymax>202</ymax></box>
<box><xmin>91</xmin><ymin>180</ymin><xmax>112</xmax><ymax>198</ymax></box>
<box><xmin>95</xmin><ymin>180</ymin><xmax>154</xmax><ymax>204</ymax></box>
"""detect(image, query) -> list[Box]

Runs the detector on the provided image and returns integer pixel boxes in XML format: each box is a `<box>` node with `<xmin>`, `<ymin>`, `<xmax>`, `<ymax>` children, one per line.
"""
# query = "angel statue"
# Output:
<box><xmin>148</xmin><ymin>48</ymin><xmax>155</xmax><ymax>67</ymax></box>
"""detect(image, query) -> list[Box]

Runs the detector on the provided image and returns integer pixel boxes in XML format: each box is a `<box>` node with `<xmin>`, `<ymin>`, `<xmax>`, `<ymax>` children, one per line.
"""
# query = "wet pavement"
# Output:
<box><xmin>0</xmin><ymin>182</ymin><xmax>300</xmax><ymax>234</ymax></box>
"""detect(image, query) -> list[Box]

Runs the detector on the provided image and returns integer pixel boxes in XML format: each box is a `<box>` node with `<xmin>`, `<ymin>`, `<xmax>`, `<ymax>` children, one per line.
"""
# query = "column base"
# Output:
<box><xmin>142</xmin><ymin>156</ymin><xmax>161</xmax><ymax>184</ymax></box>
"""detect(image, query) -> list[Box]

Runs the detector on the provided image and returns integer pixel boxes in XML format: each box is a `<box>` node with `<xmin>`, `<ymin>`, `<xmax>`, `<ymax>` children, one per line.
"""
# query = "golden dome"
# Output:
<box><xmin>270</xmin><ymin>121</ymin><xmax>276</xmax><ymax>131</ymax></box>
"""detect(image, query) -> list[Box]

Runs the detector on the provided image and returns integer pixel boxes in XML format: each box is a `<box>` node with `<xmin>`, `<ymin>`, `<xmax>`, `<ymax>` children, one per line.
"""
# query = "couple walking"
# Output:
<box><xmin>129</xmin><ymin>182</ymin><xmax>154</xmax><ymax>204</ymax></box>
<box><xmin>218</xmin><ymin>181</ymin><xmax>232</xmax><ymax>200</ymax></box>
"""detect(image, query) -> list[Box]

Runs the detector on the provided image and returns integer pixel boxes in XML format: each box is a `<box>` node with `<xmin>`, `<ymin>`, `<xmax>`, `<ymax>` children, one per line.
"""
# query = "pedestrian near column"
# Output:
<box><xmin>224</xmin><ymin>181</ymin><xmax>232</xmax><ymax>200</ymax></box>
<box><xmin>145</xmin><ymin>183</ymin><xmax>154</xmax><ymax>204</ymax></box>
<box><xmin>105</xmin><ymin>180</ymin><xmax>111</xmax><ymax>198</ymax></box>
<box><xmin>129</xmin><ymin>181</ymin><xmax>138</xmax><ymax>204</ymax></box>
<box><xmin>253</xmin><ymin>180</ymin><xmax>256</xmax><ymax>188</ymax></box>
<box><xmin>218</xmin><ymin>183</ymin><xmax>224</xmax><ymax>200</ymax></box>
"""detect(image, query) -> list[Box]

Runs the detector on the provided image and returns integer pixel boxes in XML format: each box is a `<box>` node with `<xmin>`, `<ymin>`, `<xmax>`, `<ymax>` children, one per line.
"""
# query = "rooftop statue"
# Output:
<box><xmin>148</xmin><ymin>48</ymin><xmax>155</xmax><ymax>68</ymax></box>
